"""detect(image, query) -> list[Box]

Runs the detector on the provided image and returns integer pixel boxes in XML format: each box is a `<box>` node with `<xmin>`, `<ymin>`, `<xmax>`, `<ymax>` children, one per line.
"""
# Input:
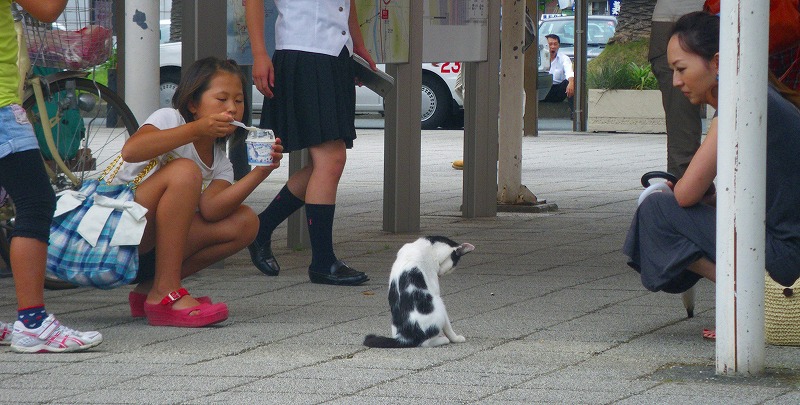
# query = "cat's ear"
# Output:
<box><xmin>456</xmin><ymin>243</ymin><xmax>475</xmax><ymax>256</ymax></box>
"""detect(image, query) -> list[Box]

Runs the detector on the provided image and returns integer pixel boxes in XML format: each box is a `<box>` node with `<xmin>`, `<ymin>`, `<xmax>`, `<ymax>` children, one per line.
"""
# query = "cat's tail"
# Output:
<box><xmin>363</xmin><ymin>334</ymin><xmax>414</xmax><ymax>348</ymax></box>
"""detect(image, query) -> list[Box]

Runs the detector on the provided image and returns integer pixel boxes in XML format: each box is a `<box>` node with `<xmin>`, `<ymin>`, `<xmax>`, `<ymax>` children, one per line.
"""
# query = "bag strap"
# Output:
<box><xmin>99</xmin><ymin>155</ymin><xmax>159</xmax><ymax>189</ymax></box>
<box><xmin>779</xmin><ymin>47</ymin><xmax>800</xmax><ymax>83</ymax></box>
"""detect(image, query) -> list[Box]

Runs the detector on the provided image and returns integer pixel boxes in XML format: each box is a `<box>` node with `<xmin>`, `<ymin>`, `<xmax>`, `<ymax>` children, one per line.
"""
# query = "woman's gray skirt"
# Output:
<box><xmin>623</xmin><ymin>192</ymin><xmax>713</xmax><ymax>294</ymax></box>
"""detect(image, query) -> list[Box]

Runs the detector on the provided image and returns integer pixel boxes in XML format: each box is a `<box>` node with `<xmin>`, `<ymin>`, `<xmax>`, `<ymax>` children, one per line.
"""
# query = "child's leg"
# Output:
<box><xmin>249</xmin><ymin>165</ymin><xmax>310</xmax><ymax>276</ymax></box>
<box><xmin>0</xmin><ymin>150</ymin><xmax>55</xmax><ymax>310</ymax></box>
<box><xmin>254</xmin><ymin>166</ymin><xmax>310</xmax><ymax>244</ymax></box>
<box><xmin>9</xmin><ymin>238</ymin><xmax>46</xmax><ymax>309</ymax></box>
<box><xmin>302</xmin><ymin>140</ymin><xmax>366</xmax><ymax>285</ymax></box>
<box><xmin>305</xmin><ymin>140</ymin><xmax>346</xmax><ymax>271</ymax></box>
<box><xmin>305</xmin><ymin>140</ymin><xmax>346</xmax><ymax>204</ymax></box>
<box><xmin>131</xmin><ymin>205</ymin><xmax>256</xmax><ymax>305</ymax></box>
<box><xmin>184</xmin><ymin>205</ymin><xmax>259</xmax><ymax>275</ymax></box>
<box><xmin>133</xmin><ymin>159</ymin><xmax>202</xmax><ymax>310</ymax></box>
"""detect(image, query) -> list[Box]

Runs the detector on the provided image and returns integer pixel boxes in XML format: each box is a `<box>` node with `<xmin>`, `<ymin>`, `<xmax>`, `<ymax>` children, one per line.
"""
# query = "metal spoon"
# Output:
<box><xmin>231</xmin><ymin>120</ymin><xmax>259</xmax><ymax>132</ymax></box>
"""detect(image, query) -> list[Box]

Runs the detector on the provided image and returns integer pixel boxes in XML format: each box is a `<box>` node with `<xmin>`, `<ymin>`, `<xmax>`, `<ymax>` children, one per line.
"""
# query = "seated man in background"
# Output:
<box><xmin>541</xmin><ymin>34</ymin><xmax>575</xmax><ymax>115</ymax></box>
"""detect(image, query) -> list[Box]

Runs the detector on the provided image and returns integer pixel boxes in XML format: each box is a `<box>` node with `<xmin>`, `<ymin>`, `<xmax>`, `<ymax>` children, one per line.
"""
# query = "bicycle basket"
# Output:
<box><xmin>21</xmin><ymin>0</ymin><xmax>114</xmax><ymax>70</ymax></box>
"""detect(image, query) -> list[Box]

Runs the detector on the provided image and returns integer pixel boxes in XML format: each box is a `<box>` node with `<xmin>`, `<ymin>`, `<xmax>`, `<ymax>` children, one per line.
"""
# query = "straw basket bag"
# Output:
<box><xmin>764</xmin><ymin>273</ymin><xmax>800</xmax><ymax>346</ymax></box>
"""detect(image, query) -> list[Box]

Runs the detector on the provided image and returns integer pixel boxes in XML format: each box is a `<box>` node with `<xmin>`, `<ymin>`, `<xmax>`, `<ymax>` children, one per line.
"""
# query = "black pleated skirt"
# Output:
<box><xmin>259</xmin><ymin>47</ymin><xmax>356</xmax><ymax>153</ymax></box>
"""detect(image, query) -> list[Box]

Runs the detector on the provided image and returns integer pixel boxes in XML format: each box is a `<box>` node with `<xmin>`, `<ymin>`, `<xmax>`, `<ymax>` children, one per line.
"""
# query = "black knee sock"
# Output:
<box><xmin>255</xmin><ymin>185</ymin><xmax>305</xmax><ymax>245</ymax></box>
<box><xmin>305</xmin><ymin>203</ymin><xmax>337</xmax><ymax>272</ymax></box>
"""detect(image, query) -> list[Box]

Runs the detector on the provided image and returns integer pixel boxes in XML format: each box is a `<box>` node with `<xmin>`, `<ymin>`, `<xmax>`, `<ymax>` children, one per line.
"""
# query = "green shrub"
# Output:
<box><xmin>587</xmin><ymin>39</ymin><xmax>658</xmax><ymax>90</ymax></box>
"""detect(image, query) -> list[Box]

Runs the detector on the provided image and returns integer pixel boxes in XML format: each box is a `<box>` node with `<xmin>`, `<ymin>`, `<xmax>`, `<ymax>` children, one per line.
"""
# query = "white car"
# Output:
<box><xmin>538</xmin><ymin>15</ymin><xmax>618</xmax><ymax>62</ymax></box>
<box><xmin>159</xmin><ymin>22</ymin><xmax>552</xmax><ymax>129</ymax></box>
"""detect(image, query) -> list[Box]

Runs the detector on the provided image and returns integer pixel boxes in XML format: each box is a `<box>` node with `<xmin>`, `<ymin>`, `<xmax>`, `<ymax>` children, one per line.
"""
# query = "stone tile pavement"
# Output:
<box><xmin>1</xmin><ymin>129</ymin><xmax>798</xmax><ymax>404</ymax></box>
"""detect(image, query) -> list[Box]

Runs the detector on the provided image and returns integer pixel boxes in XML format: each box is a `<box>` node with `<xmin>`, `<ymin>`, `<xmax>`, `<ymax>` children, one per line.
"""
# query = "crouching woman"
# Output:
<box><xmin>624</xmin><ymin>12</ymin><xmax>800</xmax><ymax>301</ymax></box>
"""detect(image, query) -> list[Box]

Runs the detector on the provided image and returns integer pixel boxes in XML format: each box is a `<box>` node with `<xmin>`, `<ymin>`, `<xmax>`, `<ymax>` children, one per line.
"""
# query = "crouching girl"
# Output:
<box><xmin>114</xmin><ymin>57</ymin><xmax>283</xmax><ymax>327</ymax></box>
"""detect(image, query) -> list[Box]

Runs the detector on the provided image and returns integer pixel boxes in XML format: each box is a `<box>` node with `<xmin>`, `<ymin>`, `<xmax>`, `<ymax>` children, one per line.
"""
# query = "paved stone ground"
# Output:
<box><xmin>1</xmin><ymin>129</ymin><xmax>798</xmax><ymax>404</ymax></box>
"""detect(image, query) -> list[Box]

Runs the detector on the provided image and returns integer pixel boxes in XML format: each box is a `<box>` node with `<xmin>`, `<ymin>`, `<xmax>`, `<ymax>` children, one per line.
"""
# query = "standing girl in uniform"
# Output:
<box><xmin>117</xmin><ymin>57</ymin><xmax>283</xmax><ymax>327</ymax></box>
<box><xmin>245</xmin><ymin>1</ymin><xmax>376</xmax><ymax>285</ymax></box>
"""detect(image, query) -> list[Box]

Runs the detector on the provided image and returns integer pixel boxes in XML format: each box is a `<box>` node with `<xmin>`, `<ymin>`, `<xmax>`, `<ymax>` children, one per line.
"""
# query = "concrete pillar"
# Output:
<box><xmin>462</xmin><ymin>0</ymin><xmax>500</xmax><ymax>218</ymax></box>
<box><xmin>383</xmin><ymin>1</ymin><xmax>423</xmax><ymax>233</ymax></box>
<box><xmin>123</xmin><ymin>1</ymin><xmax>160</xmax><ymax>123</ymax></box>
<box><xmin>497</xmin><ymin>0</ymin><xmax>526</xmax><ymax>204</ymax></box>
<box><xmin>523</xmin><ymin>0</ymin><xmax>540</xmax><ymax>137</ymax></box>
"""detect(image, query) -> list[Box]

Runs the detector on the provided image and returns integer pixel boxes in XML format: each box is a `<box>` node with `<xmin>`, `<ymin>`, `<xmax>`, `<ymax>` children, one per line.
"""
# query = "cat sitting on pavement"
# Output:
<box><xmin>363</xmin><ymin>236</ymin><xmax>474</xmax><ymax>348</ymax></box>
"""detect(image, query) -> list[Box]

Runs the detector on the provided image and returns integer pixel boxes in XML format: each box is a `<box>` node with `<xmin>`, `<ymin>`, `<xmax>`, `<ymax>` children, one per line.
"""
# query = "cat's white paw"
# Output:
<box><xmin>451</xmin><ymin>335</ymin><xmax>466</xmax><ymax>343</ymax></box>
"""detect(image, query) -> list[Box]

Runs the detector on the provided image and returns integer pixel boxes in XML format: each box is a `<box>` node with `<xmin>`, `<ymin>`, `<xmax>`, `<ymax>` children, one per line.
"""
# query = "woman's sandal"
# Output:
<box><xmin>143</xmin><ymin>288</ymin><xmax>228</xmax><ymax>327</ymax></box>
<box><xmin>128</xmin><ymin>291</ymin><xmax>212</xmax><ymax>318</ymax></box>
<box><xmin>702</xmin><ymin>328</ymin><xmax>716</xmax><ymax>340</ymax></box>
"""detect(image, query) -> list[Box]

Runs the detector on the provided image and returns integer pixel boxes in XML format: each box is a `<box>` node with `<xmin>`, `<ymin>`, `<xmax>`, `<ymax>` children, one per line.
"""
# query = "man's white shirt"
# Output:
<box><xmin>549</xmin><ymin>52</ymin><xmax>574</xmax><ymax>85</ymax></box>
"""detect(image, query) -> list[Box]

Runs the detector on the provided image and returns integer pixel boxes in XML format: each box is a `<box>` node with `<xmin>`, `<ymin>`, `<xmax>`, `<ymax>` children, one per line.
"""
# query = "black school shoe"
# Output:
<box><xmin>309</xmin><ymin>260</ymin><xmax>369</xmax><ymax>286</ymax></box>
<box><xmin>247</xmin><ymin>241</ymin><xmax>280</xmax><ymax>276</ymax></box>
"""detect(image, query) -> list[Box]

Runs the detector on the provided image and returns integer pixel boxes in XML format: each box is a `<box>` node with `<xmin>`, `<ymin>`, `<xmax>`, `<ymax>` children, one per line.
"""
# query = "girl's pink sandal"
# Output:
<box><xmin>702</xmin><ymin>328</ymin><xmax>716</xmax><ymax>340</ymax></box>
<box><xmin>143</xmin><ymin>288</ymin><xmax>228</xmax><ymax>327</ymax></box>
<box><xmin>128</xmin><ymin>291</ymin><xmax>211</xmax><ymax>318</ymax></box>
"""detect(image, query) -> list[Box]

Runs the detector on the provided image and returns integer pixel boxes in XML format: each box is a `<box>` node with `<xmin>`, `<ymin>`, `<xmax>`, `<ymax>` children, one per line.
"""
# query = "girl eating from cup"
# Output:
<box><xmin>114</xmin><ymin>57</ymin><xmax>283</xmax><ymax>327</ymax></box>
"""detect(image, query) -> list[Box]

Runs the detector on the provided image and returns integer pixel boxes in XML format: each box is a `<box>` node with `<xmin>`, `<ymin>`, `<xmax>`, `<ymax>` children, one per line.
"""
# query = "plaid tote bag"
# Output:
<box><xmin>47</xmin><ymin>156</ymin><xmax>157</xmax><ymax>289</ymax></box>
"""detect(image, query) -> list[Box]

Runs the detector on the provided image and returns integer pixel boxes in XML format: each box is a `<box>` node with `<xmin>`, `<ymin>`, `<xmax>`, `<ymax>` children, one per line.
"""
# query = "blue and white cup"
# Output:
<box><xmin>245</xmin><ymin>129</ymin><xmax>275</xmax><ymax>166</ymax></box>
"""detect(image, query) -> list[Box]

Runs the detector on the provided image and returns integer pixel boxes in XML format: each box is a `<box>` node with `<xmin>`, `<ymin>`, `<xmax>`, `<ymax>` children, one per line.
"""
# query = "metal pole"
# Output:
<box><xmin>124</xmin><ymin>0</ymin><xmax>159</xmax><ymax>124</ymax></box>
<box><xmin>287</xmin><ymin>150</ymin><xmax>310</xmax><ymax>249</ymax></box>
<box><xmin>572</xmin><ymin>0</ymin><xmax>587</xmax><ymax>131</ymax></box>
<box><xmin>716</xmin><ymin>0</ymin><xmax>769</xmax><ymax>376</ymax></box>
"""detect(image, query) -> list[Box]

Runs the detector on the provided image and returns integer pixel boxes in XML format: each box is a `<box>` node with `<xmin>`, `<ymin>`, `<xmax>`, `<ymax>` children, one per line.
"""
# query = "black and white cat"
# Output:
<box><xmin>363</xmin><ymin>236</ymin><xmax>475</xmax><ymax>348</ymax></box>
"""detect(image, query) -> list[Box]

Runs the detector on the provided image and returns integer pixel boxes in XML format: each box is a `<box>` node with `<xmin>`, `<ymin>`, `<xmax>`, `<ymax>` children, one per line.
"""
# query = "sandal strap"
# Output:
<box><xmin>160</xmin><ymin>288</ymin><xmax>189</xmax><ymax>305</ymax></box>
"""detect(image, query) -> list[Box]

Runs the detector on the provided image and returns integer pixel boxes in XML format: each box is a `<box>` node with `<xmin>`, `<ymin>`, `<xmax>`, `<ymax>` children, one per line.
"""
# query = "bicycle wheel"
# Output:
<box><xmin>22</xmin><ymin>77</ymin><xmax>138</xmax><ymax>191</ymax></box>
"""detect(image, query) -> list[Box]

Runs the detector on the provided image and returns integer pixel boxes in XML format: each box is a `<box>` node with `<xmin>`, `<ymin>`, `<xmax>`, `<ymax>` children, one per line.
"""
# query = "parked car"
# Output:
<box><xmin>159</xmin><ymin>21</ymin><xmax>553</xmax><ymax>129</ymax></box>
<box><xmin>159</xmin><ymin>20</ymin><xmax>182</xmax><ymax>110</ymax></box>
<box><xmin>538</xmin><ymin>15</ymin><xmax>617</xmax><ymax>62</ymax></box>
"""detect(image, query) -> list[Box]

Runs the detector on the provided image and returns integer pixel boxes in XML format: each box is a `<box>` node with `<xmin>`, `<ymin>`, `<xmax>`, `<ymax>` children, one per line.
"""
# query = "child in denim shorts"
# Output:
<box><xmin>0</xmin><ymin>0</ymin><xmax>102</xmax><ymax>353</ymax></box>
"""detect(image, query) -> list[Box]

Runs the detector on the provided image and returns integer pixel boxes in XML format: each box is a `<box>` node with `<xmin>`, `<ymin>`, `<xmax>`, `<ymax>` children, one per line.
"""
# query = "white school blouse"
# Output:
<box><xmin>274</xmin><ymin>0</ymin><xmax>353</xmax><ymax>56</ymax></box>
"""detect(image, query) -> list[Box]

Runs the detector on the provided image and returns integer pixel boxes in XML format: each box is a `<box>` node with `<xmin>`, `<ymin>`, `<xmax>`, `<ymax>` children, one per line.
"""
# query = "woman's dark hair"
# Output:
<box><xmin>171</xmin><ymin>57</ymin><xmax>250</xmax><ymax>142</ymax></box>
<box><xmin>672</xmin><ymin>11</ymin><xmax>800</xmax><ymax>109</ymax></box>
<box><xmin>670</xmin><ymin>11</ymin><xmax>720</xmax><ymax>61</ymax></box>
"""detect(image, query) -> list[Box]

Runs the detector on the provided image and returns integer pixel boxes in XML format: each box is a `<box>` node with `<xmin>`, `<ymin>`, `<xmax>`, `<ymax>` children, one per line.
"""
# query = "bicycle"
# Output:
<box><xmin>0</xmin><ymin>0</ymin><xmax>139</xmax><ymax>285</ymax></box>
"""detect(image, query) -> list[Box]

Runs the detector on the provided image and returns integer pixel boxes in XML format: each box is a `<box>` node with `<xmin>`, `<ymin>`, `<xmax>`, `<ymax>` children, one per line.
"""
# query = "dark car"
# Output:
<box><xmin>538</xmin><ymin>15</ymin><xmax>617</xmax><ymax>62</ymax></box>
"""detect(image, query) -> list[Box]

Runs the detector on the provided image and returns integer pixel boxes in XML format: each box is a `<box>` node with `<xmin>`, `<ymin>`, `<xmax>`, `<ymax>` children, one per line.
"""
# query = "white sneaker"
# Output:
<box><xmin>10</xmin><ymin>315</ymin><xmax>102</xmax><ymax>353</ymax></box>
<box><xmin>0</xmin><ymin>321</ymin><xmax>11</xmax><ymax>345</ymax></box>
